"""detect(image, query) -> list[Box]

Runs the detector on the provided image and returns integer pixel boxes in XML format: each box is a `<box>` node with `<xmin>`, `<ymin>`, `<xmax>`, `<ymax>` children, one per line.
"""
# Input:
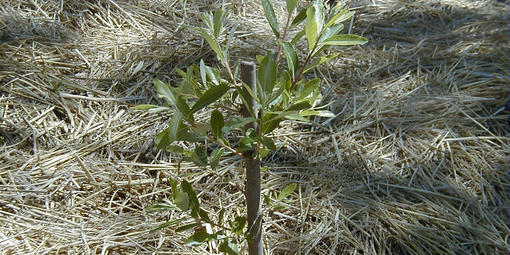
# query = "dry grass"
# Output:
<box><xmin>0</xmin><ymin>0</ymin><xmax>509</xmax><ymax>254</ymax></box>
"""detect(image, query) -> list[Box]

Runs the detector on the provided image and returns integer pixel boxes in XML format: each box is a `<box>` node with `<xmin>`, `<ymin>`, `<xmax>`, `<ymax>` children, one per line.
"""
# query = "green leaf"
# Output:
<box><xmin>258</xmin><ymin>136</ymin><xmax>277</xmax><ymax>151</ymax></box>
<box><xmin>186</xmin><ymin>231</ymin><xmax>211</xmax><ymax>247</ymax></box>
<box><xmin>287</xmin><ymin>101</ymin><xmax>312</xmax><ymax>111</ymax></box>
<box><xmin>262</xmin><ymin>0</ymin><xmax>280</xmax><ymax>38</ymax></box>
<box><xmin>210</xmin><ymin>110</ymin><xmax>224</xmax><ymax>138</ymax></box>
<box><xmin>154</xmin><ymin>79</ymin><xmax>176</xmax><ymax>105</ymax></box>
<box><xmin>286</xmin><ymin>0</ymin><xmax>298</xmax><ymax>14</ymax></box>
<box><xmin>149</xmin><ymin>218</ymin><xmax>185</xmax><ymax>233</ymax></box>
<box><xmin>130</xmin><ymin>104</ymin><xmax>159</xmax><ymax>110</ymax></box>
<box><xmin>298</xmin><ymin>78</ymin><xmax>320</xmax><ymax>100</ymax></box>
<box><xmin>170</xmin><ymin>178</ymin><xmax>179</xmax><ymax>199</ymax></box>
<box><xmin>145</xmin><ymin>202</ymin><xmax>178</xmax><ymax>213</ymax></box>
<box><xmin>230</xmin><ymin>216</ymin><xmax>246</xmax><ymax>235</ymax></box>
<box><xmin>199</xmin><ymin>209</ymin><xmax>211</xmax><ymax>223</ymax></box>
<box><xmin>176</xmin><ymin>222</ymin><xmax>201</xmax><ymax>233</ymax></box>
<box><xmin>175</xmin><ymin>191</ymin><xmax>189</xmax><ymax>211</ymax></box>
<box><xmin>258</xmin><ymin>52</ymin><xmax>278</xmax><ymax>96</ymax></box>
<box><xmin>300</xmin><ymin>109</ymin><xmax>335</xmax><ymax>117</ymax></box>
<box><xmin>168</xmin><ymin>112</ymin><xmax>183</xmax><ymax>143</ymax></box>
<box><xmin>321</xmin><ymin>34</ymin><xmax>368</xmax><ymax>46</ymax></box>
<box><xmin>239</xmin><ymin>136</ymin><xmax>255</xmax><ymax>152</ymax></box>
<box><xmin>277</xmin><ymin>183</ymin><xmax>297</xmax><ymax>201</ymax></box>
<box><xmin>305</xmin><ymin>1</ymin><xmax>324</xmax><ymax>51</ymax></box>
<box><xmin>213</xmin><ymin>9</ymin><xmax>227</xmax><ymax>39</ymax></box>
<box><xmin>233</xmin><ymin>85</ymin><xmax>257</xmax><ymax>119</ymax></box>
<box><xmin>325</xmin><ymin>8</ymin><xmax>354</xmax><ymax>28</ymax></box>
<box><xmin>191</xmin><ymin>146</ymin><xmax>208</xmax><ymax>166</ymax></box>
<box><xmin>305</xmin><ymin>6</ymin><xmax>317</xmax><ymax>51</ymax></box>
<box><xmin>175</xmin><ymin>94</ymin><xmax>193</xmax><ymax>122</ymax></box>
<box><xmin>303</xmin><ymin>53</ymin><xmax>338</xmax><ymax>73</ymax></box>
<box><xmin>191</xmin><ymin>83</ymin><xmax>229</xmax><ymax>113</ymax></box>
<box><xmin>181</xmin><ymin>180</ymin><xmax>200</xmax><ymax>217</ymax></box>
<box><xmin>210</xmin><ymin>147</ymin><xmax>224</xmax><ymax>170</ymax></box>
<box><xmin>282</xmin><ymin>42</ymin><xmax>298</xmax><ymax>78</ymax></box>
<box><xmin>261</xmin><ymin>115</ymin><xmax>282</xmax><ymax>134</ymax></box>
<box><xmin>291</xmin><ymin>30</ymin><xmax>306</xmax><ymax>45</ymax></box>
<box><xmin>290</xmin><ymin>8</ymin><xmax>307</xmax><ymax>29</ymax></box>
<box><xmin>177</xmin><ymin>131</ymin><xmax>206</xmax><ymax>143</ymax></box>
<box><xmin>219</xmin><ymin>239</ymin><xmax>239</xmax><ymax>255</ymax></box>
<box><xmin>195</xmin><ymin>27</ymin><xmax>224</xmax><ymax>61</ymax></box>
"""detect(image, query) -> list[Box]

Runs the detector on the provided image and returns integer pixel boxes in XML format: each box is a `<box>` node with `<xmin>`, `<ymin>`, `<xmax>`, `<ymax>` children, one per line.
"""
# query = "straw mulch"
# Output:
<box><xmin>0</xmin><ymin>0</ymin><xmax>509</xmax><ymax>254</ymax></box>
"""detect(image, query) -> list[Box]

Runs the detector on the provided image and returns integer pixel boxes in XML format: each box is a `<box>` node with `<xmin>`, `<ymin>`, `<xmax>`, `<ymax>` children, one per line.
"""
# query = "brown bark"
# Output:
<box><xmin>240</xmin><ymin>61</ymin><xmax>263</xmax><ymax>255</ymax></box>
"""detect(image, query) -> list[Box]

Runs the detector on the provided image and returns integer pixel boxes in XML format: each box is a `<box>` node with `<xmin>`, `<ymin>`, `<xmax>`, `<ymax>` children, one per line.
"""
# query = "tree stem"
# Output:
<box><xmin>240</xmin><ymin>61</ymin><xmax>263</xmax><ymax>255</ymax></box>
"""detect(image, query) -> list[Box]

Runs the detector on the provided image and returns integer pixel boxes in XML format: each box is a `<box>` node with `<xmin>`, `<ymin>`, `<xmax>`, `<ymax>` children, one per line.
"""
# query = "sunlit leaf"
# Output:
<box><xmin>213</xmin><ymin>9</ymin><xmax>227</xmax><ymax>39</ymax></box>
<box><xmin>154</xmin><ymin>79</ymin><xmax>176</xmax><ymax>105</ymax></box>
<box><xmin>325</xmin><ymin>8</ymin><xmax>354</xmax><ymax>28</ymax></box>
<box><xmin>277</xmin><ymin>183</ymin><xmax>297</xmax><ymax>201</ymax></box>
<box><xmin>191</xmin><ymin>83</ymin><xmax>229</xmax><ymax>113</ymax></box>
<box><xmin>262</xmin><ymin>0</ymin><xmax>280</xmax><ymax>38</ymax></box>
<box><xmin>321</xmin><ymin>34</ymin><xmax>368</xmax><ymax>46</ymax></box>
<box><xmin>286</xmin><ymin>0</ymin><xmax>298</xmax><ymax>14</ymax></box>
<box><xmin>174</xmin><ymin>191</ymin><xmax>189</xmax><ymax>211</ymax></box>
<box><xmin>130</xmin><ymin>104</ymin><xmax>159</xmax><ymax>110</ymax></box>
<box><xmin>282</xmin><ymin>42</ymin><xmax>298</xmax><ymax>78</ymax></box>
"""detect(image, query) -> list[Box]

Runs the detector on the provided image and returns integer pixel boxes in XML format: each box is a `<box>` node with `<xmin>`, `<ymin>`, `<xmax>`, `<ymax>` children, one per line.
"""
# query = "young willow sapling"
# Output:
<box><xmin>134</xmin><ymin>0</ymin><xmax>367</xmax><ymax>254</ymax></box>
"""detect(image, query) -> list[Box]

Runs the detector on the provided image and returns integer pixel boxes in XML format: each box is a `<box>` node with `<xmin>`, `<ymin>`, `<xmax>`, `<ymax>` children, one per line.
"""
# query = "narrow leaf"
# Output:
<box><xmin>195</xmin><ymin>28</ymin><xmax>224</xmax><ymax>60</ymax></box>
<box><xmin>305</xmin><ymin>6</ymin><xmax>318</xmax><ymax>51</ymax></box>
<box><xmin>181</xmin><ymin>180</ymin><xmax>200</xmax><ymax>217</ymax></box>
<box><xmin>230</xmin><ymin>216</ymin><xmax>246</xmax><ymax>235</ymax></box>
<box><xmin>258</xmin><ymin>136</ymin><xmax>277</xmax><ymax>151</ymax></box>
<box><xmin>213</xmin><ymin>9</ymin><xmax>226</xmax><ymax>39</ymax></box>
<box><xmin>175</xmin><ymin>191</ymin><xmax>189</xmax><ymax>211</ymax></box>
<box><xmin>130</xmin><ymin>104</ymin><xmax>160</xmax><ymax>110</ymax></box>
<box><xmin>149</xmin><ymin>218</ymin><xmax>185</xmax><ymax>233</ymax></box>
<box><xmin>290</xmin><ymin>7</ymin><xmax>307</xmax><ymax>29</ymax></box>
<box><xmin>262</xmin><ymin>0</ymin><xmax>280</xmax><ymax>38</ymax></box>
<box><xmin>219</xmin><ymin>239</ymin><xmax>239</xmax><ymax>255</ymax></box>
<box><xmin>286</xmin><ymin>0</ymin><xmax>298</xmax><ymax>14</ymax></box>
<box><xmin>154</xmin><ymin>79</ymin><xmax>176</xmax><ymax>105</ymax></box>
<box><xmin>210</xmin><ymin>148</ymin><xmax>224</xmax><ymax>170</ymax></box>
<box><xmin>258</xmin><ymin>52</ymin><xmax>278</xmax><ymax>96</ymax></box>
<box><xmin>199</xmin><ymin>209</ymin><xmax>211</xmax><ymax>223</ymax></box>
<box><xmin>186</xmin><ymin>231</ymin><xmax>211</xmax><ymax>247</ymax></box>
<box><xmin>175</xmin><ymin>222</ymin><xmax>201</xmax><ymax>233</ymax></box>
<box><xmin>210</xmin><ymin>110</ymin><xmax>224</xmax><ymax>138</ymax></box>
<box><xmin>321</xmin><ymin>34</ymin><xmax>368</xmax><ymax>46</ymax></box>
<box><xmin>282</xmin><ymin>42</ymin><xmax>298</xmax><ymax>78</ymax></box>
<box><xmin>175</xmin><ymin>95</ymin><xmax>192</xmax><ymax>122</ymax></box>
<box><xmin>191</xmin><ymin>83</ymin><xmax>229</xmax><ymax>113</ymax></box>
<box><xmin>277</xmin><ymin>183</ymin><xmax>297</xmax><ymax>201</ymax></box>
<box><xmin>191</xmin><ymin>146</ymin><xmax>208</xmax><ymax>166</ymax></box>
<box><xmin>303</xmin><ymin>53</ymin><xmax>338</xmax><ymax>73</ymax></box>
<box><xmin>145</xmin><ymin>202</ymin><xmax>178</xmax><ymax>213</ymax></box>
<box><xmin>325</xmin><ymin>8</ymin><xmax>354</xmax><ymax>28</ymax></box>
